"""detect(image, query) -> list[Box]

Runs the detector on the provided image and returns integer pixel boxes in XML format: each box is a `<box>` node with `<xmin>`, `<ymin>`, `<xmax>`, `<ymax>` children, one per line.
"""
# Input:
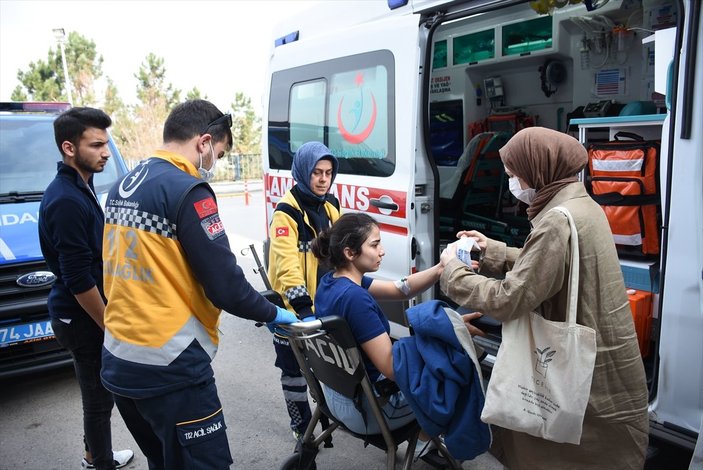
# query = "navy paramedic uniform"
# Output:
<box><xmin>101</xmin><ymin>150</ymin><xmax>276</xmax><ymax>469</ymax></box>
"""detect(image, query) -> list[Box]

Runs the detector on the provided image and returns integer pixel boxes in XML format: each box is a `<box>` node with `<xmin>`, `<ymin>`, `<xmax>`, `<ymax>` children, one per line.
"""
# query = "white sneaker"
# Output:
<box><xmin>80</xmin><ymin>449</ymin><xmax>134</xmax><ymax>469</ymax></box>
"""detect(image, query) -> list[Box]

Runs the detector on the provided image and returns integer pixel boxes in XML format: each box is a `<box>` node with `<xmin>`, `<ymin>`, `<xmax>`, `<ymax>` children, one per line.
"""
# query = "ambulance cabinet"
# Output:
<box><xmin>453</xmin><ymin>15</ymin><xmax>554</xmax><ymax>67</ymax></box>
<box><xmin>453</xmin><ymin>28</ymin><xmax>495</xmax><ymax>65</ymax></box>
<box><xmin>501</xmin><ymin>16</ymin><xmax>553</xmax><ymax>57</ymax></box>
<box><xmin>571</xmin><ymin>114</ymin><xmax>665</xmax><ymax>144</ymax></box>
<box><xmin>456</xmin><ymin>13</ymin><xmax>559</xmax><ymax>68</ymax></box>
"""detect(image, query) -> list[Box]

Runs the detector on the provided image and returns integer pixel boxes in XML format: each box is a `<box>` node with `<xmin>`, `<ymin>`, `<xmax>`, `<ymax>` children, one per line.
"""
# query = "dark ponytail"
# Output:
<box><xmin>311</xmin><ymin>230</ymin><xmax>332</xmax><ymax>261</ymax></box>
<box><xmin>311</xmin><ymin>213</ymin><xmax>378</xmax><ymax>270</ymax></box>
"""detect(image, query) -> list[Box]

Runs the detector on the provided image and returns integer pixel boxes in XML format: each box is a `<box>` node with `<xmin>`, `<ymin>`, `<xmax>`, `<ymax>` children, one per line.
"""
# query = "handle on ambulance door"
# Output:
<box><xmin>665</xmin><ymin>60</ymin><xmax>673</xmax><ymax>111</ymax></box>
<box><xmin>370</xmin><ymin>198</ymin><xmax>399</xmax><ymax>211</ymax></box>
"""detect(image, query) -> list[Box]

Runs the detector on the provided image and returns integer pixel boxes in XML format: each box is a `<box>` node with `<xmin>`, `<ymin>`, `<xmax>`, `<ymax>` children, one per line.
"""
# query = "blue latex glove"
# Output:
<box><xmin>267</xmin><ymin>306</ymin><xmax>298</xmax><ymax>334</ymax></box>
<box><xmin>302</xmin><ymin>316</ymin><xmax>317</xmax><ymax>322</ymax></box>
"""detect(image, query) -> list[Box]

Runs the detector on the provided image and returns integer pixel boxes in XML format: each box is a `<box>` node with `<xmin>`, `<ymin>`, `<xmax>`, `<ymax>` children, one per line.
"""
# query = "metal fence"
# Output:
<box><xmin>125</xmin><ymin>153</ymin><xmax>263</xmax><ymax>183</ymax></box>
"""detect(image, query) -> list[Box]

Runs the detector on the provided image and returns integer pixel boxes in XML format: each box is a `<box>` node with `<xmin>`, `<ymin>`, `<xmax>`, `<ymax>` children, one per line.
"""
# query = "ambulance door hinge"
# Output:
<box><xmin>423</xmin><ymin>11</ymin><xmax>445</xmax><ymax>30</ymax></box>
<box><xmin>420</xmin><ymin>202</ymin><xmax>431</xmax><ymax>214</ymax></box>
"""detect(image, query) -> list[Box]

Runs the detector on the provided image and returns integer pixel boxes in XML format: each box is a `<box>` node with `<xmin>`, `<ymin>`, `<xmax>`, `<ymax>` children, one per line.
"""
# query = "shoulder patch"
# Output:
<box><xmin>275</xmin><ymin>226</ymin><xmax>289</xmax><ymax>237</ymax></box>
<box><xmin>194</xmin><ymin>197</ymin><xmax>217</xmax><ymax>219</ymax></box>
<box><xmin>201</xmin><ymin>214</ymin><xmax>225</xmax><ymax>240</ymax></box>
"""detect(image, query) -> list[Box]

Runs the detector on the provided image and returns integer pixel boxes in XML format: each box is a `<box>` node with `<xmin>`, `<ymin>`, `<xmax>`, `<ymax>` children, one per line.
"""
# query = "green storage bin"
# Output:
<box><xmin>453</xmin><ymin>29</ymin><xmax>495</xmax><ymax>65</ymax></box>
<box><xmin>502</xmin><ymin>16</ymin><xmax>553</xmax><ymax>56</ymax></box>
<box><xmin>433</xmin><ymin>40</ymin><xmax>448</xmax><ymax>69</ymax></box>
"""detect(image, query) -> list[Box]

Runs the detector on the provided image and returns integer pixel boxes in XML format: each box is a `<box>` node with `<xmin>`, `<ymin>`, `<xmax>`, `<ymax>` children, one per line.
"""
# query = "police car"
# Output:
<box><xmin>0</xmin><ymin>102</ymin><xmax>128</xmax><ymax>378</ymax></box>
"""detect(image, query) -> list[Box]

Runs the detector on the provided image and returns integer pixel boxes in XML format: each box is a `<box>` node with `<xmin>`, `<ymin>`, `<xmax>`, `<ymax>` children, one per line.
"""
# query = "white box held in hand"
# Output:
<box><xmin>456</xmin><ymin>236</ymin><xmax>480</xmax><ymax>267</ymax></box>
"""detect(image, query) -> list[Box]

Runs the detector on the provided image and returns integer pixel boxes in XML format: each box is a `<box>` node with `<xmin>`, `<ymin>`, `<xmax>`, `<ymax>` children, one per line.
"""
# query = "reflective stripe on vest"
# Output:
<box><xmin>104</xmin><ymin>315</ymin><xmax>217</xmax><ymax>366</ymax></box>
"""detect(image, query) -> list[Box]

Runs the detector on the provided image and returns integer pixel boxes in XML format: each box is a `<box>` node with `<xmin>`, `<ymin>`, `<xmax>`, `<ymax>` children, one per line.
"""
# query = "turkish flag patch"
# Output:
<box><xmin>275</xmin><ymin>226</ymin><xmax>289</xmax><ymax>237</ymax></box>
<box><xmin>194</xmin><ymin>197</ymin><xmax>217</xmax><ymax>219</ymax></box>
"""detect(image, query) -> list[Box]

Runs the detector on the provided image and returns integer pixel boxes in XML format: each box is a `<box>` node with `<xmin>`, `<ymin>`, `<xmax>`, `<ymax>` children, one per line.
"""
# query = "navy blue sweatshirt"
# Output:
<box><xmin>39</xmin><ymin>162</ymin><xmax>105</xmax><ymax>320</ymax></box>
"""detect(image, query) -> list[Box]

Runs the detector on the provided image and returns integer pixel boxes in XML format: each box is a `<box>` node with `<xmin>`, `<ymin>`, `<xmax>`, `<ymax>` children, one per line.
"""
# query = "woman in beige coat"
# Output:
<box><xmin>440</xmin><ymin>127</ymin><xmax>649</xmax><ymax>469</ymax></box>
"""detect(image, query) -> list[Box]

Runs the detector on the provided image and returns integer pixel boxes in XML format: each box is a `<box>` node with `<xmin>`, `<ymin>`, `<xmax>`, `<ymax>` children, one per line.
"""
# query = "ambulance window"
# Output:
<box><xmin>328</xmin><ymin>64</ymin><xmax>393</xmax><ymax>177</ymax></box>
<box><xmin>268</xmin><ymin>49</ymin><xmax>395</xmax><ymax>176</ymax></box>
<box><xmin>290</xmin><ymin>80</ymin><xmax>326</xmax><ymax>151</ymax></box>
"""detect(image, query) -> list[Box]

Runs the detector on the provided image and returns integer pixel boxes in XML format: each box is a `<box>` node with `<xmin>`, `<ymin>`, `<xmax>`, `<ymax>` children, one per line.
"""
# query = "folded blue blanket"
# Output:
<box><xmin>392</xmin><ymin>300</ymin><xmax>491</xmax><ymax>460</ymax></box>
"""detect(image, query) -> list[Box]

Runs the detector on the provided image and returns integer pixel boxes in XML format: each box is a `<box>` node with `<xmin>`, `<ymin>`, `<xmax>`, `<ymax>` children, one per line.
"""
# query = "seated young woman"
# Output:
<box><xmin>310</xmin><ymin>212</ymin><xmax>483</xmax><ymax>437</ymax></box>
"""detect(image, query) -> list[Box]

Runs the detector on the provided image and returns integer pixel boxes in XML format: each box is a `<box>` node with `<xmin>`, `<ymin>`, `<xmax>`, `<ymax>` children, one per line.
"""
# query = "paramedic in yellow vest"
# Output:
<box><xmin>100</xmin><ymin>99</ymin><xmax>298</xmax><ymax>470</ymax></box>
<box><xmin>267</xmin><ymin>142</ymin><xmax>341</xmax><ymax>440</ymax></box>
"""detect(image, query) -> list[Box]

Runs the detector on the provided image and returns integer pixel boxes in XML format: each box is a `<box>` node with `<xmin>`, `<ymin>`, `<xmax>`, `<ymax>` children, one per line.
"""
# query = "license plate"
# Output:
<box><xmin>0</xmin><ymin>320</ymin><xmax>55</xmax><ymax>348</ymax></box>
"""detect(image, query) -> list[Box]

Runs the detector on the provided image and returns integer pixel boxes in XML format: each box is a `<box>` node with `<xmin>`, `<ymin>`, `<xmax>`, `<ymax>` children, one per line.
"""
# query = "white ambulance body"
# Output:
<box><xmin>262</xmin><ymin>0</ymin><xmax>702</xmax><ymax>451</ymax></box>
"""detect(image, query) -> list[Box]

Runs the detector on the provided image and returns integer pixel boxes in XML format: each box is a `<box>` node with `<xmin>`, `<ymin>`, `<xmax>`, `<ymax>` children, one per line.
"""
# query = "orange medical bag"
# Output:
<box><xmin>627</xmin><ymin>289</ymin><xmax>653</xmax><ymax>357</ymax></box>
<box><xmin>587</xmin><ymin>132</ymin><xmax>661</xmax><ymax>256</ymax></box>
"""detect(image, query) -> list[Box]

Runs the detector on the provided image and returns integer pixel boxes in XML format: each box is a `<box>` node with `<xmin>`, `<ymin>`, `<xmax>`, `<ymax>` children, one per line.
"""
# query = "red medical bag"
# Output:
<box><xmin>587</xmin><ymin>132</ymin><xmax>661</xmax><ymax>256</ymax></box>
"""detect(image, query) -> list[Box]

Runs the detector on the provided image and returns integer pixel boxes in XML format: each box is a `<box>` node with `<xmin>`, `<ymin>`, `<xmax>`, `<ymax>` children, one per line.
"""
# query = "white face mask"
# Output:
<box><xmin>508</xmin><ymin>176</ymin><xmax>536</xmax><ymax>205</ymax></box>
<box><xmin>198</xmin><ymin>141</ymin><xmax>217</xmax><ymax>182</ymax></box>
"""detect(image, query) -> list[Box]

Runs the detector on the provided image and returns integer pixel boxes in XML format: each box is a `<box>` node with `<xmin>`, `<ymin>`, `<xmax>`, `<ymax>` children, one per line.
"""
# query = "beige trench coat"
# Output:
<box><xmin>440</xmin><ymin>183</ymin><xmax>649</xmax><ymax>470</ymax></box>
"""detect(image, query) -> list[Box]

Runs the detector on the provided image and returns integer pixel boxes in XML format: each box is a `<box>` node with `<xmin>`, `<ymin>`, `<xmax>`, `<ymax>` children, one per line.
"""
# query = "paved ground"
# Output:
<box><xmin>0</xmin><ymin>181</ymin><xmax>694</xmax><ymax>469</ymax></box>
<box><xmin>0</xmin><ymin>184</ymin><xmax>504</xmax><ymax>470</ymax></box>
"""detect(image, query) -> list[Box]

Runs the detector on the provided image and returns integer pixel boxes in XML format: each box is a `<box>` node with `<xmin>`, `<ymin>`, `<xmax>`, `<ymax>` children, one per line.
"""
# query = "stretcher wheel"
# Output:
<box><xmin>279</xmin><ymin>448</ymin><xmax>317</xmax><ymax>470</ymax></box>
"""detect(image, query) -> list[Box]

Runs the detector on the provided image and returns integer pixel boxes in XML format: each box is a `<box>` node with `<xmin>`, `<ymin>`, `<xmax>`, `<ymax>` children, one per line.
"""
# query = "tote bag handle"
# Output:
<box><xmin>550</xmin><ymin>206</ymin><xmax>579</xmax><ymax>326</ymax></box>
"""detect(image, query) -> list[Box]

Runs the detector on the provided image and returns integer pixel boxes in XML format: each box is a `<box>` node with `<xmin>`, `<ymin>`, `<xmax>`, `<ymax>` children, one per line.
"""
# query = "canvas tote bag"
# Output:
<box><xmin>480</xmin><ymin>206</ymin><xmax>597</xmax><ymax>444</ymax></box>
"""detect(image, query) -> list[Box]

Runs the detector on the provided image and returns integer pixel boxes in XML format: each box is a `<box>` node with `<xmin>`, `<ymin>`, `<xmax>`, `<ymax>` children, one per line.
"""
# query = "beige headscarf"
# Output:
<box><xmin>499</xmin><ymin>127</ymin><xmax>588</xmax><ymax>219</ymax></box>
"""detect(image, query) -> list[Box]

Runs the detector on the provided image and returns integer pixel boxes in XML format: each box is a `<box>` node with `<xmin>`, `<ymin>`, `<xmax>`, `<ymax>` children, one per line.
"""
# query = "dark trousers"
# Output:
<box><xmin>274</xmin><ymin>335</ymin><xmax>312</xmax><ymax>435</ymax></box>
<box><xmin>51</xmin><ymin>316</ymin><xmax>115</xmax><ymax>470</ymax></box>
<box><xmin>113</xmin><ymin>377</ymin><xmax>232</xmax><ymax>470</ymax></box>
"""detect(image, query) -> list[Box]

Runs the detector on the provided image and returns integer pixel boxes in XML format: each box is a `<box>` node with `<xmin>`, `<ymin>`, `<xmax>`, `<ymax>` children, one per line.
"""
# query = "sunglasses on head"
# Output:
<box><xmin>200</xmin><ymin>113</ymin><xmax>232</xmax><ymax>135</ymax></box>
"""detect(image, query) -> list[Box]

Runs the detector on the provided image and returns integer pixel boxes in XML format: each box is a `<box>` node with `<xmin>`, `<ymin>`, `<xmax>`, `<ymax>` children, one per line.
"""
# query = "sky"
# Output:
<box><xmin>0</xmin><ymin>0</ymin><xmax>317</xmax><ymax>114</ymax></box>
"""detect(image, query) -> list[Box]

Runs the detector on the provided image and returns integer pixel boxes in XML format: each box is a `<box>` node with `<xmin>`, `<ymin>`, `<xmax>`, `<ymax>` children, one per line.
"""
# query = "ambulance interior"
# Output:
<box><xmin>429</xmin><ymin>0</ymin><xmax>678</xmax><ymax>391</ymax></box>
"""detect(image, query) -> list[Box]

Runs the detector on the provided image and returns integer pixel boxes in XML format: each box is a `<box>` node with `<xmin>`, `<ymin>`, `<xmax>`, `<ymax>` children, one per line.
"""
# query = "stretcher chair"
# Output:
<box><xmin>277</xmin><ymin>316</ymin><xmax>461</xmax><ymax>470</ymax></box>
<box><xmin>439</xmin><ymin>132</ymin><xmax>521</xmax><ymax>241</ymax></box>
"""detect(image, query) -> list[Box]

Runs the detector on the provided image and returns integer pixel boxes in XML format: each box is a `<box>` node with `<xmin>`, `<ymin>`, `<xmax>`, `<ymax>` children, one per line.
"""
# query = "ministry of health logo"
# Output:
<box><xmin>336</xmin><ymin>72</ymin><xmax>377</xmax><ymax>145</ymax></box>
<box><xmin>119</xmin><ymin>160</ymin><xmax>149</xmax><ymax>198</ymax></box>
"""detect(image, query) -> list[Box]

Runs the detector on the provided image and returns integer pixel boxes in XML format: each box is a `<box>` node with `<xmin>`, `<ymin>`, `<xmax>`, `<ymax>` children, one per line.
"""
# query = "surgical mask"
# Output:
<box><xmin>198</xmin><ymin>142</ymin><xmax>217</xmax><ymax>182</ymax></box>
<box><xmin>508</xmin><ymin>176</ymin><xmax>536</xmax><ymax>205</ymax></box>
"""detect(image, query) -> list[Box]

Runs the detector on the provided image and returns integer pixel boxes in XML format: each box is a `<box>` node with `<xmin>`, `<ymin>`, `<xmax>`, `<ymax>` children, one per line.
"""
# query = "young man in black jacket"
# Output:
<box><xmin>39</xmin><ymin>107</ymin><xmax>133</xmax><ymax>470</ymax></box>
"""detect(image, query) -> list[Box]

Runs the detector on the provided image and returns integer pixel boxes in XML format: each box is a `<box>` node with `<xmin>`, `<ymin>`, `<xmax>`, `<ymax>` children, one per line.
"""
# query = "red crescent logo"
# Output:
<box><xmin>337</xmin><ymin>94</ymin><xmax>377</xmax><ymax>145</ymax></box>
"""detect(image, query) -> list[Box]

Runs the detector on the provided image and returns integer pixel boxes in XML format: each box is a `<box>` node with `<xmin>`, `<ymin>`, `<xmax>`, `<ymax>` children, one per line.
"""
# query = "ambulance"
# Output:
<box><xmin>261</xmin><ymin>0</ymin><xmax>702</xmax><ymax>452</ymax></box>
